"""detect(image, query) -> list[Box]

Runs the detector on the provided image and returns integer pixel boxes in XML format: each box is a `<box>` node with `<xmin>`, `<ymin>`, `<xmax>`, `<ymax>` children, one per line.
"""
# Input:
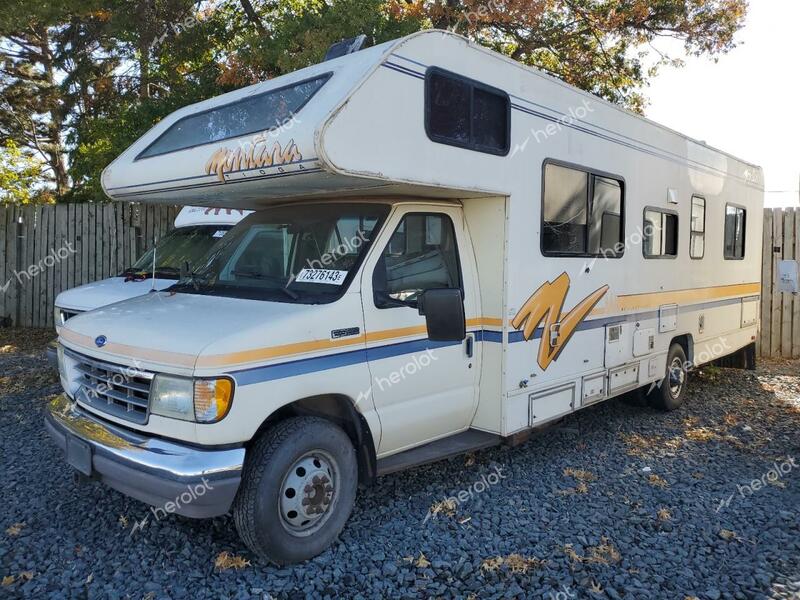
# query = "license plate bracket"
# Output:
<box><xmin>66</xmin><ymin>435</ymin><xmax>92</xmax><ymax>476</ymax></box>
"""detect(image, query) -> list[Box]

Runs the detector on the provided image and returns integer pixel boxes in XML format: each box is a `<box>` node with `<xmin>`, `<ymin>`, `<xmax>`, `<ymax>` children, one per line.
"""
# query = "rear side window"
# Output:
<box><xmin>643</xmin><ymin>208</ymin><xmax>678</xmax><ymax>258</ymax></box>
<box><xmin>137</xmin><ymin>74</ymin><xmax>331</xmax><ymax>159</ymax></box>
<box><xmin>425</xmin><ymin>68</ymin><xmax>509</xmax><ymax>155</ymax></box>
<box><xmin>541</xmin><ymin>162</ymin><xmax>624</xmax><ymax>257</ymax></box>
<box><xmin>724</xmin><ymin>204</ymin><xmax>746</xmax><ymax>259</ymax></box>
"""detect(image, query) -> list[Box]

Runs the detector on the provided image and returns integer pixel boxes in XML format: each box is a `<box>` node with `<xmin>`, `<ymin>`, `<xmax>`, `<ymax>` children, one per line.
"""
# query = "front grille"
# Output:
<box><xmin>66</xmin><ymin>349</ymin><xmax>154</xmax><ymax>424</ymax></box>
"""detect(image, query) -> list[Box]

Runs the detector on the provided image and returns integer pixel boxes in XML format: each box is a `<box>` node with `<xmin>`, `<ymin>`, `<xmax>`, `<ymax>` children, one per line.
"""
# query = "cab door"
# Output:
<box><xmin>360</xmin><ymin>204</ymin><xmax>481</xmax><ymax>455</ymax></box>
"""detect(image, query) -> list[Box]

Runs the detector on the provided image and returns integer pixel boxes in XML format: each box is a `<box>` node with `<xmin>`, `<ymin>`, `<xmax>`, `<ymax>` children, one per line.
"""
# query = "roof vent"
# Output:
<box><xmin>324</xmin><ymin>34</ymin><xmax>367</xmax><ymax>62</ymax></box>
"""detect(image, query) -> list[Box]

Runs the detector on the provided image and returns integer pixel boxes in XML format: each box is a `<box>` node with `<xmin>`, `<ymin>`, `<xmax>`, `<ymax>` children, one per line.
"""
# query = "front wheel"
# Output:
<box><xmin>233</xmin><ymin>417</ymin><xmax>358</xmax><ymax>564</ymax></box>
<box><xmin>648</xmin><ymin>343</ymin><xmax>689</xmax><ymax>411</ymax></box>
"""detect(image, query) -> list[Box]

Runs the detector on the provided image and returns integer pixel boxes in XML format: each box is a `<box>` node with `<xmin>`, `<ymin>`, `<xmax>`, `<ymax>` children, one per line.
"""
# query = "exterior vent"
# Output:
<box><xmin>324</xmin><ymin>34</ymin><xmax>367</xmax><ymax>61</ymax></box>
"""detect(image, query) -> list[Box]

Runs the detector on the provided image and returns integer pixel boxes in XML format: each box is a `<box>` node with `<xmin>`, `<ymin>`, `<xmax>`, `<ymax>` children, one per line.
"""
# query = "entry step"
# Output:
<box><xmin>376</xmin><ymin>428</ymin><xmax>501</xmax><ymax>476</ymax></box>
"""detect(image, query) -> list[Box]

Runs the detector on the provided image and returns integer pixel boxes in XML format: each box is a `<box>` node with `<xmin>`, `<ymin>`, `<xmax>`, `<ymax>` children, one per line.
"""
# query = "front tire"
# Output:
<box><xmin>233</xmin><ymin>417</ymin><xmax>358</xmax><ymax>565</ymax></box>
<box><xmin>648</xmin><ymin>343</ymin><xmax>689</xmax><ymax>411</ymax></box>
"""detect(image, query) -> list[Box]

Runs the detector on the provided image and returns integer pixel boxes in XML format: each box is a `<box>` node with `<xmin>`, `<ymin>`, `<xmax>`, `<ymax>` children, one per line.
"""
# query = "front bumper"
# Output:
<box><xmin>44</xmin><ymin>394</ymin><xmax>244</xmax><ymax>518</ymax></box>
<box><xmin>46</xmin><ymin>339</ymin><xmax>58</xmax><ymax>368</ymax></box>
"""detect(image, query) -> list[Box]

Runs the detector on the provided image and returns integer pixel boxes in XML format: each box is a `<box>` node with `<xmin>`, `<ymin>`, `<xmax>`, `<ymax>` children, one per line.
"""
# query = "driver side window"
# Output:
<box><xmin>373</xmin><ymin>213</ymin><xmax>461</xmax><ymax>308</ymax></box>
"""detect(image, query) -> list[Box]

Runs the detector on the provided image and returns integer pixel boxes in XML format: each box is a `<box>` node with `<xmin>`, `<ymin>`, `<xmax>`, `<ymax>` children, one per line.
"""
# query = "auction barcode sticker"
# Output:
<box><xmin>295</xmin><ymin>268</ymin><xmax>348</xmax><ymax>285</ymax></box>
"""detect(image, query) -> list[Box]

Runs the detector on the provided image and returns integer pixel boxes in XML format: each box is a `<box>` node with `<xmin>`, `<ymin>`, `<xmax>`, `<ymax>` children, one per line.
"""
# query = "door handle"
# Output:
<box><xmin>465</xmin><ymin>333</ymin><xmax>474</xmax><ymax>358</ymax></box>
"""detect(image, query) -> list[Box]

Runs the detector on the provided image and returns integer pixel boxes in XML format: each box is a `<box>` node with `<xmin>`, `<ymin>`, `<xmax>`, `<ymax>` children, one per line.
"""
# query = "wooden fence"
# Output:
<box><xmin>0</xmin><ymin>203</ymin><xmax>178</xmax><ymax>329</ymax></box>
<box><xmin>760</xmin><ymin>207</ymin><xmax>800</xmax><ymax>358</ymax></box>
<box><xmin>0</xmin><ymin>204</ymin><xmax>799</xmax><ymax>357</ymax></box>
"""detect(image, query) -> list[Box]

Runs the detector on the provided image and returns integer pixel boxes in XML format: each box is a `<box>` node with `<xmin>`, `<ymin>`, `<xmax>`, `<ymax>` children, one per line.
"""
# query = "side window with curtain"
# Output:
<box><xmin>373</xmin><ymin>214</ymin><xmax>461</xmax><ymax>309</ymax></box>
<box><xmin>643</xmin><ymin>208</ymin><xmax>678</xmax><ymax>258</ymax></box>
<box><xmin>541</xmin><ymin>162</ymin><xmax>624</xmax><ymax>257</ymax></box>
<box><xmin>724</xmin><ymin>204</ymin><xmax>746</xmax><ymax>259</ymax></box>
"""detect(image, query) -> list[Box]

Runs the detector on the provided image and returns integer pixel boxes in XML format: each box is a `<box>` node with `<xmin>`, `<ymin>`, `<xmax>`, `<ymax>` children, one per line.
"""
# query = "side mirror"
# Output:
<box><xmin>418</xmin><ymin>288</ymin><xmax>466</xmax><ymax>342</ymax></box>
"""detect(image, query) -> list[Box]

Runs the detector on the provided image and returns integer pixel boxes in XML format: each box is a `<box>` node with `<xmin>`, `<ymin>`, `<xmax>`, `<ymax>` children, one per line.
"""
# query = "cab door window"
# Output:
<box><xmin>373</xmin><ymin>213</ymin><xmax>461</xmax><ymax>308</ymax></box>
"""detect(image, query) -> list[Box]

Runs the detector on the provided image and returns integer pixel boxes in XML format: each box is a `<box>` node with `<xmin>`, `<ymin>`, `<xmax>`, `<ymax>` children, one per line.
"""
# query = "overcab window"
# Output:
<box><xmin>137</xmin><ymin>74</ymin><xmax>331</xmax><ymax>159</ymax></box>
<box><xmin>541</xmin><ymin>162</ymin><xmax>624</xmax><ymax>257</ymax></box>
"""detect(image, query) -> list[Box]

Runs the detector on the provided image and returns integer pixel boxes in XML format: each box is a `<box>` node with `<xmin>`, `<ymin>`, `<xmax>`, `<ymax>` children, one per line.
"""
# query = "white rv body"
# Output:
<box><xmin>47</xmin><ymin>31</ymin><xmax>763</xmax><ymax>562</ymax></box>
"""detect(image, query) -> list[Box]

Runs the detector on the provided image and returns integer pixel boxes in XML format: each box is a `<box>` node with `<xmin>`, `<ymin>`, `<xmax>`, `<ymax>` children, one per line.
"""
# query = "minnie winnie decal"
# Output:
<box><xmin>512</xmin><ymin>272</ymin><xmax>608</xmax><ymax>370</ymax></box>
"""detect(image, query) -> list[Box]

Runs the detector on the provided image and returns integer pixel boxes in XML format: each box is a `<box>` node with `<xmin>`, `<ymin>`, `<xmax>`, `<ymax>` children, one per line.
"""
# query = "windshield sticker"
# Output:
<box><xmin>205</xmin><ymin>138</ymin><xmax>303</xmax><ymax>183</ymax></box>
<box><xmin>212</xmin><ymin>230</ymin><xmax>226</xmax><ymax>238</ymax></box>
<box><xmin>295</xmin><ymin>268</ymin><xmax>348</xmax><ymax>285</ymax></box>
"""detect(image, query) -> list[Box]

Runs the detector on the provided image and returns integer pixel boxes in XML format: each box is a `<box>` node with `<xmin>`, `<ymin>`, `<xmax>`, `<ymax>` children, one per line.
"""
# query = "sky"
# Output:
<box><xmin>644</xmin><ymin>0</ymin><xmax>799</xmax><ymax>207</ymax></box>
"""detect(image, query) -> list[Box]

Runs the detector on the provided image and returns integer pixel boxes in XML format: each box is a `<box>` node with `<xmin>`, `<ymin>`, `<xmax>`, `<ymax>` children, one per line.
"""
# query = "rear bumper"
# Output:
<box><xmin>44</xmin><ymin>394</ymin><xmax>244</xmax><ymax>518</ymax></box>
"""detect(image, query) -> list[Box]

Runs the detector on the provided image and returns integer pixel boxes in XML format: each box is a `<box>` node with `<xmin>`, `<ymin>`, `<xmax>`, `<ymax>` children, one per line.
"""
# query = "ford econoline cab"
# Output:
<box><xmin>46</xmin><ymin>31</ymin><xmax>763</xmax><ymax>564</ymax></box>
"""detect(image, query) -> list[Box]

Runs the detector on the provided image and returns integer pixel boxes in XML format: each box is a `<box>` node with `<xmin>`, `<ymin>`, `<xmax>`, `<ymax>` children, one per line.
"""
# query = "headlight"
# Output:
<box><xmin>193</xmin><ymin>378</ymin><xmax>233</xmax><ymax>423</ymax></box>
<box><xmin>150</xmin><ymin>374</ymin><xmax>233</xmax><ymax>423</ymax></box>
<box><xmin>54</xmin><ymin>307</ymin><xmax>62</xmax><ymax>326</ymax></box>
<box><xmin>150</xmin><ymin>374</ymin><xmax>195</xmax><ymax>421</ymax></box>
<box><xmin>57</xmin><ymin>344</ymin><xmax>69</xmax><ymax>392</ymax></box>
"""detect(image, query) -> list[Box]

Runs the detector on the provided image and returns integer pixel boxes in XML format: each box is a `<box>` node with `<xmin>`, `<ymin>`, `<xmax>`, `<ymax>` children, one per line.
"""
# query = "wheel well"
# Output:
<box><xmin>250</xmin><ymin>394</ymin><xmax>377</xmax><ymax>486</ymax></box>
<box><xmin>670</xmin><ymin>334</ymin><xmax>694</xmax><ymax>366</ymax></box>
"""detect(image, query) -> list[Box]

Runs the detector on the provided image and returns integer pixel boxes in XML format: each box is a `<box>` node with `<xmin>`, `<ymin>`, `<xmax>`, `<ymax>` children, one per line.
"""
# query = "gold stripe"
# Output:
<box><xmin>611</xmin><ymin>282</ymin><xmax>760</xmax><ymax>312</ymax></box>
<box><xmin>60</xmin><ymin>317</ymin><xmax>506</xmax><ymax>370</ymax></box>
<box><xmin>56</xmin><ymin>282</ymin><xmax>759</xmax><ymax>371</ymax></box>
<box><xmin>196</xmin><ymin>334</ymin><xmax>368</xmax><ymax>368</ymax></box>
<box><xmin>59</xmin><ymin>328</ymin><xmax>197</xmax><ymax>368</ymax></box>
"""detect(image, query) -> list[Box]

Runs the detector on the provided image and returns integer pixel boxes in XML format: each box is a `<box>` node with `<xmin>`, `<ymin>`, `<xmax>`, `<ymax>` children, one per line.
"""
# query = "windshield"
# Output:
<box><xmin>169</xmin><ymin>203</ymin><xmax>389</xmax><ymax>303</ymax></box>
<box><xmin>126</xmin><ymin>225</ymin><xmax>232</xmax><ymax>279</ymax></box>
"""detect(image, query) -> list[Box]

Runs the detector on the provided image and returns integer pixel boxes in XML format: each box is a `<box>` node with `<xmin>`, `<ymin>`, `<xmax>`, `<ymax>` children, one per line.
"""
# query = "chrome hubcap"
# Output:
<box><xmin>668</xmin><ymin>357</ymin><xmax>686</xmax><ymax>397</ymax></box>
<box><xmin>279</xmin><ymin>451</ymin><xmax>338</xmax><ymax>536</ymax></box>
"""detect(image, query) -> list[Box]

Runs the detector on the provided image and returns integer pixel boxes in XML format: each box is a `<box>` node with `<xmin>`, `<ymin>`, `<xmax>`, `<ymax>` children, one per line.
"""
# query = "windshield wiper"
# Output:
<box><xmin>119</xmin><ymin>267</ymin><xmax>149</xmax><ymax>281</ymax></box>
<box><xmin>231</xmin><ymin>270</ymin><xmax>299</xmax><ymax>300</ymax></box>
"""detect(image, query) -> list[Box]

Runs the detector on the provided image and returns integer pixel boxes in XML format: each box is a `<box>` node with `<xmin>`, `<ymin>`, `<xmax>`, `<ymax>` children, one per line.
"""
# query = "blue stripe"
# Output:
<box><xmin>230</xmin><ymin>294</ymin><xmax>759</xmax><ymax>385</ymax></box>
<box><xmin>383</xmin><ymin>62</ymin><xmax>425</xmax><ymax>80</ymax></box>
<box><xmin>384</xmin><ymin>55</ymin><xmax>759</xmax><ymax>188</ymax></box>
<box><xmin>112</xmin><ymin>167</ymin><xmax>323</xmax><ymax>198</ymax></box>
<box><xmin>508</xmin><ymin>294</ymin><xmax>758</xmax><ymax>343</ymax></box>
<box><xmin>231</xmin><ymin>347</ymin><xmax>368</xmax><ymax>386</ymax></box>
<box><xmin>105</xmin><ymin>158</ymin><xmax>320</xmax><ymax>191</ymax></box>
<box><xmin>477</xmin><ymin>329</ymin><xmax>503</xmax><ymax>343</ymax></box>
<box><xmin>231</xmin><ymin>332</ymin><xmax>481</xmax><ymax>386</ymax></box>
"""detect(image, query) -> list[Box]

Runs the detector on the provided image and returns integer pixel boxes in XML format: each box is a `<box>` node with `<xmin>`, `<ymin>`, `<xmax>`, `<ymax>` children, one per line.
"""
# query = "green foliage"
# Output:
<box><xmin>233</xmin><ymin>0</ymin><xmax>423</xmax><ymax>78</ymax></box>
<box><xmin>0</xmin><ymin>0</ymin><xmax>748</xmax><ymax>202</ymax></box>
<box><xmin>0</xmin><ymin>140</ymin><xmax>47</xmax><ymax>204</ymax></box>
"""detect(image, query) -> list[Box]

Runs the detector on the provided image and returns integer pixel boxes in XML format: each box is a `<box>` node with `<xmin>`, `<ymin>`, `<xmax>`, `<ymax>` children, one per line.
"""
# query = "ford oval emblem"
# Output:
<box><xmin>94</xmin><ymin>335</ymin><xmax>107</xmax><ymax>348</ymax></box>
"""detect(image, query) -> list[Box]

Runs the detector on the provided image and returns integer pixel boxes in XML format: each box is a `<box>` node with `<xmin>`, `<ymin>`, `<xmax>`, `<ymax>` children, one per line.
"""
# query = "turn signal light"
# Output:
<box><xmin>193</xmin><ymin>378</ymin><xmax>233</xmax><ymax>423</ymax></box>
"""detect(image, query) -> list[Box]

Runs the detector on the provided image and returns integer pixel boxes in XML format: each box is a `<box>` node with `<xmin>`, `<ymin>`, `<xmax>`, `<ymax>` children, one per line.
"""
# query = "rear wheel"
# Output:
<box><xmin>233</xmin><ymin>417</ymin><xmax>358</xmax><ymax>565</ymax></box>
<box><xmin>648</xmin><ymin>343</ymin><xmax>689</xmax><ymax>411</ymax></box>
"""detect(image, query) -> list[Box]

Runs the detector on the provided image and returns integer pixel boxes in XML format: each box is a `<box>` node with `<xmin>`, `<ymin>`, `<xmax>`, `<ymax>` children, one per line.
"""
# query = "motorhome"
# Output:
<box><xmin>53</xmin><ymin>206</ymin><xmax>249</xmax><ymax>330</ymax></box>
<box><xmin>45</xmin><ymin>31</ymin><xmax>763</xmax><ymax>564</ymax></box>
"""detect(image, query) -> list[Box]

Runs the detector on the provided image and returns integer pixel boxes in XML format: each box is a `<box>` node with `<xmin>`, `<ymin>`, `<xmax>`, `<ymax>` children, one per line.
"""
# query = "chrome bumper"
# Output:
<box><xmin>46</xmin><ymin>339</ymin><xmax>58</xmax><ymax>368</ymax></box>
<box><xmin>44</xmin><ymin>394</ymin><xmax>244</xmax><ymax>518</ymax></box>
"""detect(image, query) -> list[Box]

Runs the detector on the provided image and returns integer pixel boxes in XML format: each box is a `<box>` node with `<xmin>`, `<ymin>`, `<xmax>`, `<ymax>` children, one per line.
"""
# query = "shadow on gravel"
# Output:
<box><xmin>1</xmin><ymin>329</ymin><xmax>798</xmax><ymax>599</ymax></box>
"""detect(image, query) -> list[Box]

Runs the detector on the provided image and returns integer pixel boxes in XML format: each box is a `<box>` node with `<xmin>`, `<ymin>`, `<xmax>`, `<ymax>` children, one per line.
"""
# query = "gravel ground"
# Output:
<box><xmin>1</xmin><ymin>328</ymin><xmax>799</xmax><ymax>600</ymax></box>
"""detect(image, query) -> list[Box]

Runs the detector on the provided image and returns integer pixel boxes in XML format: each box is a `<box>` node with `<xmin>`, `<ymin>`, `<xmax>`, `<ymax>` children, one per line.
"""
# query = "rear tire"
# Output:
<box><xmin>233</xmin><ymin>417</ymin><xmax>358</xmax><ymax>565</ymax></box>
<box><xmin>648</xmin><ymin>343</ymin><xmax>689</xmax><ymax>411</ymax></box>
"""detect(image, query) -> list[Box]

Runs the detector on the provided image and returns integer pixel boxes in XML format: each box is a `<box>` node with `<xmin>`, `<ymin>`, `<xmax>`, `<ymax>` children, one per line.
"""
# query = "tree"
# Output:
<box><xmin>223</xmin><ymin>0</ymin><xmax>422</xmax><ymax>82</ymax></box>
<box><xmin>0</xmin><ymin>139</ymin><xmax>47</xmax><ymax>204</ymax></box>
<box><xmin>387</xmin><ymin>0</ymin><xmax>747</xmax><ymax>112</ymax></box>
<box><xmin>0</xmin><ymin>0</ymin><xmax>750</xmax><ymax>201</ymax></box>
